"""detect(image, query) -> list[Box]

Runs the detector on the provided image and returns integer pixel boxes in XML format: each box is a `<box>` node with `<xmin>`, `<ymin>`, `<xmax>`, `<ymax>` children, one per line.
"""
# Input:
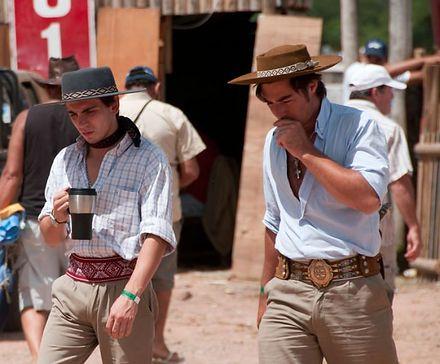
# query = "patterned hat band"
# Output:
<box><xmin>257</xmin><ymin>59</ymin><xmax>319</xmax><ymax>78</ymax></box>
<box><xmin>62</xmin><ymin>85</ymin><xmax>118</xmax><ymax>101</ymax></box>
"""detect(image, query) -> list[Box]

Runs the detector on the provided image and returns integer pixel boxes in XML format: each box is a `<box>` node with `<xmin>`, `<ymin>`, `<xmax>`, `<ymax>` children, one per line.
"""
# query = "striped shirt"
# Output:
<box><xmin>39</xmin><ymin>134</ymin><xmax>176</xmax><ymax>260</ymax></box>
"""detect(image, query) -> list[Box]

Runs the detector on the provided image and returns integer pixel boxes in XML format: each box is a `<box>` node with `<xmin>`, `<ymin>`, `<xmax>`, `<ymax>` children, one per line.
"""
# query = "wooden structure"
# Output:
<box><xmin>94</xmin><ymin>0</ymin><xmax>311</xmax><ymax>15</ymax></box>
<box><xmin>96</xmin><ymin>0</ymin><xmax>263</xmax><ymax>14</ymax></box>
<box><xmin>414</xmin><ymin>64</ymin><xmax>440</xmax><ymax>273</ymax></box>
<box><xmin>0</xmin><ymin>1</ymin><xmax>9</xmax><ymax>67</ymax></box>
<box><xmin>97</xmin><ymin>8</ymin><xmax>161</xmax><ymax>89</ymax></box>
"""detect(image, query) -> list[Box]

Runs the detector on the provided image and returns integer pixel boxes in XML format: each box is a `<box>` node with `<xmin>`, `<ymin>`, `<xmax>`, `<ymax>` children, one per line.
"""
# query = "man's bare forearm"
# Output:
<box><xmin>301</xmin><ymin>149</ymin><xmax>380</xmax><ymax>214</ymax></box>
<box><xmin>124</xmin><ymin>234</ymin><xmax>168</xmax><ymax>296</ymax></box>
<box><xmin>0</xmin><ymin>175</ymin><xmax>21</xmax><ymax>209</ymax></box>
<box><xmin>0</xmin><ymin>110</ymin><xmax>27</xmax><ymax>209</ymax></box>
<box><xmin>179</xmin><ymin>158</ymin><xmax>200</xmax><ymax>188</ymax></box>
<box><xmin>260</xmin><ymin>228</ymin><xmax>279</xmax><ymax>287</ymax></box>
<box><xmin>40</xmin><ymin>216</ymin><xmax>68</xmax><ymax>246</ymax></box>
<box><xmin>390</xmin><ymin>174</ymin><xmax>419</xmax><ymax>228</ymax></box>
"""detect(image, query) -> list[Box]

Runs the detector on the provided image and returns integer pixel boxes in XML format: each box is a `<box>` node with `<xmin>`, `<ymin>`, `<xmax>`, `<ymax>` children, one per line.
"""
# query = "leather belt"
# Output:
<box><xmin>66</xmin><ymin>254</ymin><xmax>137</xmax><ymax>283</ymax></box>
<box><xmin>275</xmin><ymin>253</ymin><xmax>382</xmax><ymax>288</ymax></box>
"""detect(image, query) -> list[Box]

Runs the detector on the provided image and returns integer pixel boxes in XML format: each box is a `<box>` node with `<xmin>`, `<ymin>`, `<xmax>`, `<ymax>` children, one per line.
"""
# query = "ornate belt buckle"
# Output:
<box><xmin>308</xmin><ymin>259</ymin><xmax>333</xmax><ymax>288</ymax></box>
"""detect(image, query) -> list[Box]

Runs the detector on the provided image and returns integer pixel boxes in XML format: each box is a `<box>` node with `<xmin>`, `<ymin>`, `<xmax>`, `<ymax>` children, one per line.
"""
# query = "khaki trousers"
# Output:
<box><xmin>37</xmin><ymin>274</ymin><xmax>157</xmax><ymax>364</ymax></box>
<box><xmin>380</xmin><ymin>244</ymin><xmax>397</xmax><ymax>302</ymax></box>
<box><xmin>259</xmin><ymin>274</ymin><xmax>398</xmax><ymax>364</ymax></box>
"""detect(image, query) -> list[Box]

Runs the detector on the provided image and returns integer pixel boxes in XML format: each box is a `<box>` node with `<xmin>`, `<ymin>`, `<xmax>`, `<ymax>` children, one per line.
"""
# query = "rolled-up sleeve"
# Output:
<box><xmin>345</xmin><ymin>114</ymin><xmax>390</xmax><ymax>201</ymax></box>
<box><xmin>262</xmin><ymin>132</ymin><xmax>280</xmax><ymax>234</ymax></box>
<box><xmin>139</xmin><ymin>150</ymin><xmax>176</xmax><ymax>255</ymax></box>
<box><xmin>38</xmin><ymin>150</ymin><xmax>64</xmax><ymax>221</ymax></box>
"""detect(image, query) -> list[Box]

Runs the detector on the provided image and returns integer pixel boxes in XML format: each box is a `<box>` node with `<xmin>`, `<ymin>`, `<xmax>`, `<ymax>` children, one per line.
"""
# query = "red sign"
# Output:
<box><xmin>9</xmin><ymin>0</ymin><xmax>96</xmax><ymax>77</ymax></box>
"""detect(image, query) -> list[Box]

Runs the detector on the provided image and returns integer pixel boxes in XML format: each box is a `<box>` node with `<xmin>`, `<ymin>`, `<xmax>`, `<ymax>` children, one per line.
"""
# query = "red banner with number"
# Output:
<box><xmin>9</xmin><ymin>0</ymin><xmax>96</xmax><ymax>78</ymax></box>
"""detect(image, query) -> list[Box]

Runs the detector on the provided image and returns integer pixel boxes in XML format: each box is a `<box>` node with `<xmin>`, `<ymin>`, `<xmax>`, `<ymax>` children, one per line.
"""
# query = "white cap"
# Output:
<box><xmin>349</xmin><ymin>64</ymin><xmax>407</xmax><ymax>92</ymax></box>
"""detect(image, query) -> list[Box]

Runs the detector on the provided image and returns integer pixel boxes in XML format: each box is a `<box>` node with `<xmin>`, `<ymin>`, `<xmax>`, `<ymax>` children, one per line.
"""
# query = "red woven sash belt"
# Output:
<box><xmin>66</xmin><ymin>253</ymin><xmax>137</xmax><ymax>283</ymax></box>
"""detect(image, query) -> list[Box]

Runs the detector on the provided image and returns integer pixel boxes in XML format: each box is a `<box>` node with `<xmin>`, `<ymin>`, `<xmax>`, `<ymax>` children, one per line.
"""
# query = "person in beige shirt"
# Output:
<box><xmin>346</xmin><ymin>64</ymin><xmax>423</xmax><ymax>301</ymax></box>
<box><xmin>120</xmin><ymin>66</ymin><xmax>206</xmax><ymax>363</ymax></box>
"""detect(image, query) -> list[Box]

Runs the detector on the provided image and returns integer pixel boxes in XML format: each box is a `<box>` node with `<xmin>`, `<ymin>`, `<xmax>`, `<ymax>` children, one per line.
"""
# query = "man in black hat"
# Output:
<box><xmin>230</xmin><ymin>44</ymin><xmax>397</xmax><ymax>363</ymax></box>
<box><xmin>37</xmin><ymin>66</ymin><xmax>176</xmax><ymax>364</ymax></box>
<box><xmin>0</xmin><ymin>56</ymin><xmax>79</xmax><ymax>361</ymax></box>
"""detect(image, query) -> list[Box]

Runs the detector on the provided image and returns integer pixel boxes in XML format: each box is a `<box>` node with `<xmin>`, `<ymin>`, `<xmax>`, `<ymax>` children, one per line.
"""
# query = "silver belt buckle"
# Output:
<box><xmin>308</xmin><ymin>259</ymin><xmax>333</xmax><ymax>288</ymax></box>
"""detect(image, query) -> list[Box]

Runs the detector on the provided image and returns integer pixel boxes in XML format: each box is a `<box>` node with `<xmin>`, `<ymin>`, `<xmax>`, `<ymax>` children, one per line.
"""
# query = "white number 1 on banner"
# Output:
<box><xmin>41</xmin><ymin>23</ymin><xmax>62</xmax><ymax>58</ymax></box>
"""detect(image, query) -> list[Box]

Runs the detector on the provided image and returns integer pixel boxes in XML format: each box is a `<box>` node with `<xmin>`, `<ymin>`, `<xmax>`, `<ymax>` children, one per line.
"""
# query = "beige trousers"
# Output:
<box><xmin>380</xmin><ymin>244</ymin><xmax>398</xmax><ymax>302</ymax></box>
<box><xmin>37</xmin><ymin>274</ymin><xmax>157</xmax><ymax>364</ymax></box>
<box><xmin>259</xmin><ymin>274</ymin><xmax>398</xmax><ymax>364</ymax></box>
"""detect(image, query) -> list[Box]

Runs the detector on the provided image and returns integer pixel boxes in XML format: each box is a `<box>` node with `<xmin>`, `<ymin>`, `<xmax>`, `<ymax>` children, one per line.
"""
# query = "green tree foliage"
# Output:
<box><xmin>307</xmin><ymin>0</ymin><xmax>433</xmax><ymax>52</ymax></box>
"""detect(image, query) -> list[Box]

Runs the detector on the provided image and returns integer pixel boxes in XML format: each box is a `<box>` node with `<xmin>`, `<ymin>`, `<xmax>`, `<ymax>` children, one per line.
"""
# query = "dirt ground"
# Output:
<box><xmin>0</xmin><ymin>270</ymin><xmax>439</xmax><ymax>364</ymax></box>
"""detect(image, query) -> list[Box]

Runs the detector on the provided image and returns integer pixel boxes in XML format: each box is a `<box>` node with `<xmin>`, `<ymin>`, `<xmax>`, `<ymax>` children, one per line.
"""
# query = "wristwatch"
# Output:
<box><xmin>49</xmin><ymin>209</ymin><xmax>67</xmax><ymax>226</ymax></box>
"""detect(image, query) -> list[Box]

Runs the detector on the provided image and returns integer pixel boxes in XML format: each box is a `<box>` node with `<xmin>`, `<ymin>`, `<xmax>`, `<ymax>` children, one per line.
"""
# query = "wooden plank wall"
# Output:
<box><xmin>0</xmin><ymin>0</ymin><xmax>10</xmax><ymax>67</ymax></box>
<box><xmin>416</xmin><ymin>64</ymin><xmax>440</xmax><ymax>261</ymax></box>
<box><xmin>232</xmin><ymin>14</ymin><xmax>323</xmax><ymax>279</ymax></box>
<box><xmin>95</xmin><ymin>0</ymin><xmax>262</xmax><ymax>14</ymax></box>
<box><xmin>97</xmin><ymin>7</ymin><xmax>161</xmax><ymax>90</ymax></box>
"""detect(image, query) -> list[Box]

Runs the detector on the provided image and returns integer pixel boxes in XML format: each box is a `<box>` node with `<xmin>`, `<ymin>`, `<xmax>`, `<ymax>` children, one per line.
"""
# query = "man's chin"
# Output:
<box><xmin>81</xmin><ymin>133</ymin><xmax>95</xmax><ymax>143</ymax></box>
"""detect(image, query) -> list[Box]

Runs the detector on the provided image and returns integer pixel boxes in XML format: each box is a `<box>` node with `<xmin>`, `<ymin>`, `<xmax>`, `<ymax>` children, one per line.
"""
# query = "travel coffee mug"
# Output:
<box><xmin>68</xmin><ymin>188</ymin><xmax>97</xmax><ymax>240</ymax></box>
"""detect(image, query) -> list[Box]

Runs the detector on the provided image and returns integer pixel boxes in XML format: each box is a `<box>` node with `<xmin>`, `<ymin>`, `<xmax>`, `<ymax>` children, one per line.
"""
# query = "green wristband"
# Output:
<box><xmin>121</xmin><ymin>289</ymin><xmax>140</xmax><ymax>304</ymax></box>
<box><xmin>260</xmin><ymin>285</ymin><xmax>265</xmax><ymax>296</ymax></box>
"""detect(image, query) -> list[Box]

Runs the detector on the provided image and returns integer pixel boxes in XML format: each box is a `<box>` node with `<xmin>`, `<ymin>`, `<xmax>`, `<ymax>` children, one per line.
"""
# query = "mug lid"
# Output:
<box><xmin>68</xmin><ymin>188</ymin><xmax>97</xmax><ymax>195</ymax></box>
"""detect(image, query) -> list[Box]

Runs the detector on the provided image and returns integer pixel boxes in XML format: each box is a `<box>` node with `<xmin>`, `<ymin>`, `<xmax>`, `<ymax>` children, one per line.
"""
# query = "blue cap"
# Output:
<box><xmin>364</xmin><ymin>39</ymin><xmax>387</xmax><ymax>59</ymax></box>
<box><xmin>125</xmin><ymin>66</ymin><xmax>158</xmax><ymax>86</ymax></box>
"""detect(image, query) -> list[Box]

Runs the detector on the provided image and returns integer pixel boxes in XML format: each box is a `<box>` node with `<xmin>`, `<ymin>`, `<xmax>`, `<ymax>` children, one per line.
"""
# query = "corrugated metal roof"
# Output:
<box><xmin>96</xmin><ymin>0</ymin><xmax>263</xmax><ymax>15</ymax></box>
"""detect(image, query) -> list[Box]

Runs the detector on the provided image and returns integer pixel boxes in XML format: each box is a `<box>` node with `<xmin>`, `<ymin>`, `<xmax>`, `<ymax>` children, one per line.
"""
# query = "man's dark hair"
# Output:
<box><xmin>349</xmin><ymin>85</ymin><xmax>386</xmax><ymax>101</ymax></box>
<box><xmin>255</xmin><ymin>73</ymin><xmax>327</xmax><ymax>100</ymax></box>
<box><xmin>99</xmin><ymin>95</ymin><xmax>118</xmax><ymax>106</ymax></box>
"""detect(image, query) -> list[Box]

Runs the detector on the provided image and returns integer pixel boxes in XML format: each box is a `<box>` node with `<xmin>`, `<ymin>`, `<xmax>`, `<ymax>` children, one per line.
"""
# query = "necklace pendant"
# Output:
<box><xmin>294</xmin><ymin>159</ymin><xmax>301</xmax><ymax>179</ymax></box>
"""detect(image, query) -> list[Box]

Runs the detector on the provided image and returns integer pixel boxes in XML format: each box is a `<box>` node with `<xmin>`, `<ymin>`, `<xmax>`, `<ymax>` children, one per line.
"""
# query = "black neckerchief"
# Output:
<box><xmin>88</xmin><ymin>116</ymin><xmax>141</xmax><ymax>149</ymax></box>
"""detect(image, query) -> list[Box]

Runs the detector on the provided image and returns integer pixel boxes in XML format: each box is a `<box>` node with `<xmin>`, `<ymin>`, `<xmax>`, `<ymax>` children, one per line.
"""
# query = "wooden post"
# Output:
<box><xmin>340</xmin><ymin>0</ymin><xmax>358</xmax><ymax>67</ymax></box>
<box><xmin>111</xmin><ymin>0</ymin><xmax>123</xmax><ymax>7</ymax></box>
<box><xmin>389</xmin><ymin>0</ymin><xmax>412</xmax><ymax>255</ymax></box>
<box><xmin>0</xmin><ymin>0</ymin><xmax>7</xmax><ymax>23</ymax></box>
<box><xmin>162</xmin><ymin>0</ymin><xmax>174</xmax><ymax>15</ymax></box>
<box><xmin>136</xmin><ymin>0</ymin><xmax>149</xmax><ymax>7</ymax></box>
<box><xmin>262</xmin><ymin>0</ymin><xmax>276</xmax><ymax>14</ymax></box>
<box><xmin>122</xmin><ymin>0</ymin><xmax>133</xmax><ymax>6</ymax></box>
<box><xmin>389</xmin><ymin>0</ymin><xmax>412</xmax><ymax>129</ymax></box>
<box><xmin>0</xmin><ymin>0</ymin><xmax>10</xmax><ymax>68</ymax></box>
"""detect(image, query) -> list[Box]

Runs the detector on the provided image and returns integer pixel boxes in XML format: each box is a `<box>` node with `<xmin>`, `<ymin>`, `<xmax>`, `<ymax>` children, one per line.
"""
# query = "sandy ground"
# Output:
<box><xmin>1</xmin><ymin>270</ymin><xmax>439</xmax><ymax>364</ymax></box>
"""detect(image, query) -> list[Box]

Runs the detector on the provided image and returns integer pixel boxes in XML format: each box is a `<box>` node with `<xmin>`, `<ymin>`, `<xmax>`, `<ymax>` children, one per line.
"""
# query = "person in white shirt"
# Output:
<box><xmin>343</xmin><ymin>38</ymin><xmax>440</xmax><ymax>103</ymax></box>
<box><xmin>346</xmin><ymin>64</ymin><xmax>423</xmax><ymax>301</ymax></box>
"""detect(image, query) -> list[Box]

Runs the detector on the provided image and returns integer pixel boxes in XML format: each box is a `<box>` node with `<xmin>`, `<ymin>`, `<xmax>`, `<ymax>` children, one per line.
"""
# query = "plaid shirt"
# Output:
<box><xmin>39</xmin><ymin>134</ymin><xmax>176</xmax><ymax>260</ymax></box>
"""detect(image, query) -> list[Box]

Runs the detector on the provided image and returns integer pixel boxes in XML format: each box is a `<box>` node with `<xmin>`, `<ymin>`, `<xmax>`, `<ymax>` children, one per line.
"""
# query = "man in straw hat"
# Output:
<box><xmin>229</xmin><ymin>44</ymin><xmax>397</xmax><ymax>363</ymax></box>
<box><xmin>0</xmin><ymin>56</ymin><xmax>79</xmax><ymax>361</ymax></box>
<box><xmin>346</xmin><ymin>64</ymin><xmax>422</xmax><ymax>301</ymax></box>
<box><xmin>37</xmin><ymin>66</ymin><xmax>176</xmax><ymax>363</ymax></box>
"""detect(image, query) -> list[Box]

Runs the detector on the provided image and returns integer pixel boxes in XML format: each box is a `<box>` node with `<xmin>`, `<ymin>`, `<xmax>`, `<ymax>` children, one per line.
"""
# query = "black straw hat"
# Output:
<box><xmin>60</xmin><ymin>67</ymin><xmax>143</xmax><ymax>103</ymax></box>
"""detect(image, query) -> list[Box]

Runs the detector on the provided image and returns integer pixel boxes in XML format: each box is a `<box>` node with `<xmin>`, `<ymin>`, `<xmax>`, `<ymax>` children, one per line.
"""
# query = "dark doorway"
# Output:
<box><xmin>166</xmin><ymin>13</ymin><xmax>256</xmax><ymax>268</ymax></box>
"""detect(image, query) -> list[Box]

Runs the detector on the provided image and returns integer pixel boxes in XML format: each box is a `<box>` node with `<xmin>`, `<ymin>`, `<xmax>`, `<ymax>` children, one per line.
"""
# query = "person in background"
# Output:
<box><xmin>0</xmin><ymin>56</ymin><xmax>79</xmax><ymax>362</ymax></box>
<box><xmin>120</xmin><ymin>66</ymin><xmax>206</xmax><ymax>364</ymax></box>
<box><xmin>343</xmin><ymin>38</ymin><xmax>440</xmax><ymax>102</ymax></box>
<box><xmin>346</xmin><ymin>64</ymin><xmax>423</xmax><ymax>301</ymax></box>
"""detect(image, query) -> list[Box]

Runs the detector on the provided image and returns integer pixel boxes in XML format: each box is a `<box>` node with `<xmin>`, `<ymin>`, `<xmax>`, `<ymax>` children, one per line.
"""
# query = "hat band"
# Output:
<box><xmin>257</xmin><ymin>60</ymin><xmax>319</xmax><ymax>78</ymax></box>
<box><xmin>63</xmin><ymin>85</ymin><xmax>118</xmax><ymax>101</ymax></box>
